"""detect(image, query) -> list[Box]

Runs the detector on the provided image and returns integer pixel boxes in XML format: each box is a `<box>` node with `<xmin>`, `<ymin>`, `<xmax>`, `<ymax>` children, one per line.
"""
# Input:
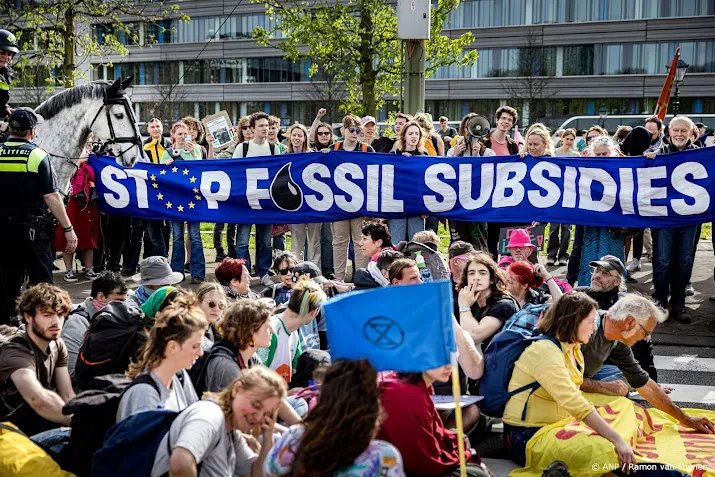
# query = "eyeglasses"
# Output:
<box><xmin>278</xmin><ymin>267</ymin><xmax>295</xmax><ymax>275</ymax></box>
<box><xmin>591</xmin><ymin>266</ymin><xmax>619</xmax><ymax>278</ymax></box>
<box><xmin>586</xmin><ymin>135</ymin><xmax>599</xmax><ymax>142</ymax></box>
<box><xmin>208</xmin><ymin>301</ymin><xmax>226</xmax><ymax>310</ymax></box>
<box><xmin>317</xmin><ymin>131</ymin><xmax>331</xmax><ymax>136</ymax></box>
<box><xmin>637</xmin><ymin>321</ymin><xmax>652</xmax><ymax>338</ymax></box>
<box><xmin>347</xmin><ymin>127</ymin><xmax>360</xmax><ymax>134</ymax></box>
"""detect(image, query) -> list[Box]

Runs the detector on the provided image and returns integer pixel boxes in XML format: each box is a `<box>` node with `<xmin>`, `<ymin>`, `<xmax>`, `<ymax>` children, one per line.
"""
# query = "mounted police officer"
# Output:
<box><xmin>0</xmin><ymin>108</ymin><xmax>77</xmax><ymax>325</ymax></box>
<box><xmin>0</xmin><ymin>29</ymin><xmax>18</xmax><ymax>118</ymax></box>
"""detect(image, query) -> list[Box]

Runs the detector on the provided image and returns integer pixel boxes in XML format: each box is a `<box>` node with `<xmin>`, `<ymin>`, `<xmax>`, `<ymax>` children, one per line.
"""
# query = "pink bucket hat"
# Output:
<box><xmin>506</xmin><ymin>229</ymin><xmax>536</xmax><ymax>249</ymax></box>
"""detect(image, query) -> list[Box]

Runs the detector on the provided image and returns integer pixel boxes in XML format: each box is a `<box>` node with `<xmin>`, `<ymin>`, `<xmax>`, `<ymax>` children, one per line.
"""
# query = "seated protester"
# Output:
<box><xmin>139</xmin><ymin>285</ymin><xmax>181</xmax><ymax>321</ymax></box>
<box><xmin>290</xmin><ymin>261</ymin><xmax>333</xmax><ymax>351</ymax></box>
<box><xmin>261</xmin><ymin>253</ymin><xmax>300</xmax><ymax>305</ymax></box>
<box><xmin>198</xmin><ymin>299</ymin><xmax>303</xmax><ymax>424</ymax></box>
<box><xmin>498</xmin><ymin>229</ymin><xmax>572</xmax><ymax>293</ymax></box>
<box><xmin>153</xmin><ymin>367</ymin><xmax>286</xmax><ymax>477</ymax></box>
<box><xmin>256</xmin><ymin>278</ymin><xmax>327</xmax><ymax>384</ymax></box>
<box><xmin>581</xmin><ymin>295</ymin><xmax>715</xmax><ymax>434</ymax></box>
<box><xmin>61</xmin><ymin>271</ymin><xmax>128</xmax><ymax>377</ymax></box>
<box><xmin>359</xmin><ymin>221</ymin><xmax>394</xmax><ymax>262</ymax></box>
<box><xmin>353</xmin><ymin>249</ymin><xmax>404</xmax><ymax>290</ymax></box>
<box><xmin>127</xmin><ymin>256</ymin><xmax>184</xmax><ymax>307</ymax></box>
<box><xmin>575</xmin><ymin>255</ymin><xmax>658</xmax><ymax>382</ymax></box>
<box><xmin>0</xmin><ymin>285</ymin><xmax>74</xmax><ymax>437</ymax></box>
<box><xmin>457</xmin><ymin>253</ymin><xmax>519</xmax><ymax>350</ymax></box>
<box><xmin>266</xmin><ymin>360</ymin><xmax>405</xmax><ymax>476</ymax></box>
<box><xmin>502</xmin><ymin>292</ymin><xmax>637</xmax><ymax>469</ymax></box>
<box><xmin>398</xmin><ymin>230</ymin><xmax>450</xmax><ymax>281</ymax></box>
<box><xmin>196</xmin><ymin>282</ymin><xmax>227</xmax><ymax>348</ymax></box>
<box><xmin>390</xmin><ymin>259</ymin><xmax>484</xmax><ymax>390</ymax></box>
<box><xmin>117</xmin><ymin>294</ymin><xmax>206</xmax><ymax>422</ymax></box>
<box><xmin>447</xmin><ymin>241</ymin><xmax>477</xmax><ymax>317</ymax></box>
<box><xmin>506</xmin><ymin>262</ymin><xmax>563</xmax><ymax>309</ymax></box>
<box><xmin>377</xmin><ymin>365</ymin><xmax>493</xmax><ymax>477</ymax></box>
<box><xmin>215</xmin><ymin>257</ymin><xmax>259</xmax><ymax>301</ymax></box>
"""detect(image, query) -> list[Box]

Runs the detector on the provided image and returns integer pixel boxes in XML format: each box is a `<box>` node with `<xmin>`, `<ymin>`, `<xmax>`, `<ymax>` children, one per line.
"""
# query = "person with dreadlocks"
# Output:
<box><xmin>264</xmin><ymin>359</ymin><xmax>405</xmax><ymax>476</ymax></box>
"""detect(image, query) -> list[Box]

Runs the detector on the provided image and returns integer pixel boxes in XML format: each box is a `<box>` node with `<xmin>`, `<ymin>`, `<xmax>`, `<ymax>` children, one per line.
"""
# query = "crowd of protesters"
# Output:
<box><xmin>1</xmin><ymin>104</ymin><xmax>714</xmax><ymax>477</ymax></box>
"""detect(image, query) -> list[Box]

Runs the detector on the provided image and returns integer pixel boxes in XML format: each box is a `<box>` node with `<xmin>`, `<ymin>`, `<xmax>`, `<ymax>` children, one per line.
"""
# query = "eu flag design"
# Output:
<box><xmin>323</xmin><ymin>281</ymin><xmax>456</xmax><ymax>372</ymax></box>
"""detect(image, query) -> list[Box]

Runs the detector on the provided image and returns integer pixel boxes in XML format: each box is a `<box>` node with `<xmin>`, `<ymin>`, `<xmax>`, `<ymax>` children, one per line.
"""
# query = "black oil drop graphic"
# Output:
<box><xmin>270</xmin><ymin>163</ymin><xmax>303</xmax><ymax>211</ymax></box>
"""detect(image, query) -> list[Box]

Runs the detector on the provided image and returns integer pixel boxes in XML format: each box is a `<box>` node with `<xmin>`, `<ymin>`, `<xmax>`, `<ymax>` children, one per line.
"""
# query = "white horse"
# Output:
<box><xmin>34</xmin><ymin>76</ymin><xmax>143</xmax><ymax>193</ymax></box>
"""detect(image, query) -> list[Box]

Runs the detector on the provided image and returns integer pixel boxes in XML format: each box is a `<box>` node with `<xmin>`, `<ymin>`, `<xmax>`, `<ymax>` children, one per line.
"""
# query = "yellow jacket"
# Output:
<box><xmin>143</xmin><ymin>138</ymin><xmax>168</xmax><ymax>164</ymax></box>
<box><xmin>503</xmin><ymin>339</ymin><xmax>595</xmax><ymax>428</ymax></box>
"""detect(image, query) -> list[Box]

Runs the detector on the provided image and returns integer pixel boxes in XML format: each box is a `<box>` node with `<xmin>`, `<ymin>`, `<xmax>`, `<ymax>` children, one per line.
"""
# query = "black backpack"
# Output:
<box><xmin>73</xmin><ymin>302</ymin><xmax>150</xmax><ymax>392</ymax></box>
<box><xmin>188</xmin><ymin>339</ymin><xmax>245</xmax><ymax>396</ymax></box>
<box><xmin>59</xmin><ymin>373</ymin><xmax>159</xmax><ymax>477</ymax></box>
<box><xmin>242</xmin><ymin>141</ymin><xmax>276</xmax><ymax>157</ymax></box>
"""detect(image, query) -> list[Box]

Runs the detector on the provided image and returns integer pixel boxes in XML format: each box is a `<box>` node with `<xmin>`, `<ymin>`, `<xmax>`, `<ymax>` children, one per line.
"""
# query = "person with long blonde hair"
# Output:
<box><xmin>520</xmin><ymin>123</ymin><xmax>554</xmax><ymax>158</ymax></box>
<box><xmin>116</xmin><ymin>294</ymin><xmax>207</xmax><ymax>422</ymax></box>
<box><xmin>151</xmin><ymin>367</ymin><xmax>286</xmax><ymax>477</ymax></box>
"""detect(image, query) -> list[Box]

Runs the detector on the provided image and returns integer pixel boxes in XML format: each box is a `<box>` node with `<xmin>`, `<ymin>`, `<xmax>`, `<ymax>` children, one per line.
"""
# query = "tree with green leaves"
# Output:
<box><xmin>252</xmin><ymin>0</ymin><xmax>477</xmax><ymax>117</ymax></box>
<box><xmin>2</xmin><ymin>1</ymin><xmax>187</xmax><ymax>88</ymax></box>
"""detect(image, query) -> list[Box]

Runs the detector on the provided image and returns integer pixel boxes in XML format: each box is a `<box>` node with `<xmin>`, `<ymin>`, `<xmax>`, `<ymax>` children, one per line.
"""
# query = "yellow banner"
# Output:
<box><xmin>510</xmin><ymin>394</ymin><xmax>715</xmax><ymax>477</ymax></box>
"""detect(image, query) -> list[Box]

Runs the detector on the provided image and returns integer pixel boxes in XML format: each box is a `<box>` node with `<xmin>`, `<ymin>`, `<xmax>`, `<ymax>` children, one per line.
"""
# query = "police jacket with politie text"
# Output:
<box><xmin>0</xmin><ymin>139</ymin><xmax>57</xmax><ymax>217</ymax></box>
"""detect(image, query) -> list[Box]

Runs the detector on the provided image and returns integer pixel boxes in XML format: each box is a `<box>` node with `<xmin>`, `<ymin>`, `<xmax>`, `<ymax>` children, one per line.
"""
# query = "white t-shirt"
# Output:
<box><xmin>232</xmin><ymin>140</ymin><xmax>274</xmax><ymax>158</ymax></box>
<box><xmin>256</xmin><ymin>314</ymin><xmax>301</xmax><ymax>383</ymax></box>
<box><xmin>151</xmin><ymin>400</ymin><xmax>257</xmax><ymax>477</ymax></box>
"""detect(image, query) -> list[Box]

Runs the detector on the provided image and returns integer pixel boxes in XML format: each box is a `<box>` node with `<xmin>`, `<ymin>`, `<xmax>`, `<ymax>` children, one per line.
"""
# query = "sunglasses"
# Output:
<box><xmin>208</xmin><ymin>301</ymin><xmax>226</xmax><ymax>310</ymax></box>
<box><xmin>347</xmin><ymin>127</ymin><xmax>360</xmax><ymax>134</ymax></box>
<box><xmin>317</xmin><ymin>131</ymin><xmax>331</xmax><ymax>136</ymax></box>
<box><xmin>586</xmin><ymin>135</ymin><xmax>599</xmax><ymax>141</ymax></box>
<box><xmin>278</xmin><ymin>267</ymin><xmax>295</xmax><ymax>275</ymax></box>
<box><xmin>241</xmin><ymin>125</ymin><xmax>251</xmax><ymax>130</ymax></box>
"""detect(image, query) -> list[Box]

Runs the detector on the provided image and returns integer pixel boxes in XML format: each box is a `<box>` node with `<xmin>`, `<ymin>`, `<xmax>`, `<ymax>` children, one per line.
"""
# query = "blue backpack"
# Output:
<box><xmin>502</xmin><ymin>303</ymin><xmax>551</xmax><ymax>335</ymax></box>
<box><xmin>91</xmin><ymin>408</ymin><xmax>180</xmax><ymax>477</ymax></box>
<box><xmin>479</xmin><ymin>329</ymin><xmax>561</xmax><ymax>419</ymax></box>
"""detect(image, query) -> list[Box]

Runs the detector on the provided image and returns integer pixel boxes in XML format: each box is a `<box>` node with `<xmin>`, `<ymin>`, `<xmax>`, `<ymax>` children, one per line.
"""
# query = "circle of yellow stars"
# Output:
<box><xmin>151</xmin><ymin>166</ymin><xmax>201</xmax><ymax>213</ymax></box>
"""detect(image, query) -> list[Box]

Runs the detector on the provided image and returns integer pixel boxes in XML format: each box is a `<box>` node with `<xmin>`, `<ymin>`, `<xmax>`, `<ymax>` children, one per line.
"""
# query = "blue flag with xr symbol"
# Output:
<box><xmin>323</xmin><ymin>281</ymin><xmax>456</xmax><ymax>372</ymax></box>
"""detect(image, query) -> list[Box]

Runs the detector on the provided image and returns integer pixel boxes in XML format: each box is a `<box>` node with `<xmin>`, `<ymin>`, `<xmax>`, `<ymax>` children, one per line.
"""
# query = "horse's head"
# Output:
<box><xmin>89</xmin><ymin>76</ymin><xmax>143</xmax><ymax>167</ymax></box>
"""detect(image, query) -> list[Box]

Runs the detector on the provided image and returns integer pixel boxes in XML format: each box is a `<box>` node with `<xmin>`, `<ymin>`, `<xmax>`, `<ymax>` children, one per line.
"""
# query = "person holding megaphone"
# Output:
<box><xmin>447</xmin><ymin>114</ymin><xmax>495</xmax><ymax>157</ymax></box>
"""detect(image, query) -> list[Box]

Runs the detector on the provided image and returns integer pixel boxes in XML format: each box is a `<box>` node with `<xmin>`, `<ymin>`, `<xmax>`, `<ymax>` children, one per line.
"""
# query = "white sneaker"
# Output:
<box><xmin>260</xmin><ymin>274</ymin><xmax>274</xmax><ymax>287</ymax></box>
<box><xmin>64</xmin><ymin>270</ymin><xmax>79</xmax><ymax>282</ymax></box>
<box><xmin>85</xmin><ymin>269</ymin><xmax>99</xmax><ymax>280</ymax></box>
<box><xmin>627</xmin><ymin>258</ymin><xmax>641</xmax><ymax>272</ymax></box>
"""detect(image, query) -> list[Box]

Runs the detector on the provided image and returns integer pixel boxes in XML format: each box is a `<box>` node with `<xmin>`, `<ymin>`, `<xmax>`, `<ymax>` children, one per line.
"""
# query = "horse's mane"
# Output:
<box><xmin>35</xmin><ymin>81</ymin><xmax>112</xmax><ymax>120</ymax></box>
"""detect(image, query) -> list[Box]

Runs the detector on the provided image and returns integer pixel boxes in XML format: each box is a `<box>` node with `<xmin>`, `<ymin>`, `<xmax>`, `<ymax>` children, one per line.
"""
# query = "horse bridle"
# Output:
<box><xmin>87</xmin><ymin>92</ymin><xmax>143</xmax><ymax>159</ymax></box>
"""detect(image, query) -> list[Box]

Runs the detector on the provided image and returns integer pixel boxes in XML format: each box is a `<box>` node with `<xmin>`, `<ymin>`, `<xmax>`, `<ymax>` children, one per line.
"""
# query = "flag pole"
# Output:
<box><xmin>654</xmin><ymin>47</ymin><xmax>680</xmax><ymax>121</ymax></box>
<box><xmin>451</xmin><ymin>353</ymin><xmax>467</xmax><ymax>477</ymax></box>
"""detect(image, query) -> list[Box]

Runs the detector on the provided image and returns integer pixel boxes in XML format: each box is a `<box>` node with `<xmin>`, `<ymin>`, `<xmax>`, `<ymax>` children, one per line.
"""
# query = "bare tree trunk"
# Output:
<box><xmin>62</xmin><ymin>7</ymin><xmax>75</xmax><ymax>87</ymax></box>
<box><xmin>359</xmin><ymin>3</ymin><xmax>377</xmax><ymax>116</ymax></box>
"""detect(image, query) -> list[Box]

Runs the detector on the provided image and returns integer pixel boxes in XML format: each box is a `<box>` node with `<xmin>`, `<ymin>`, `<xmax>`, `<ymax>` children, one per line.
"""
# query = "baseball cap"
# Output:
<box><xmin>361</xmin><ymin>116</ymin><xmax>376</xmax><ymax>127</ymax></box>
<box><xmin>8</xmin><ymin>108</ymin><xmax>42</xmax><ymax>130</ymax></box>
<box><xmin>293</xmin><ymin>261</ymin><xmax>328</xmax><ymax>284</ymax></box>
<box><xmin>589</xmin><ymin>255</ymin><xmax>625</xmax><ymax>276</ymax></box>
<box><xmin>695</xmin><ymin>122</ymin><xmax>707</xmax><ymax>129</ymax></box>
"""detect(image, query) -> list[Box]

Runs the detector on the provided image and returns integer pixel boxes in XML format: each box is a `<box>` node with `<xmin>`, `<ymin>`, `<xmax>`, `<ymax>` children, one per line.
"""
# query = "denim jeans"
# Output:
<box><xmin>124</xmin><ymin>218</ymin><xmax>166</xmax><ymax>272</ymax></box>
<box><xmin>170</xmin><ymin>221</ymin><xmax>205</xmax><ymax>278</ymax></box>
<box><xmin>652</xmin><ymin>226</ymin><xmax>698</xmax><ymax>309</ymax></box>
<box><xmin>591</xmin><ymin>364</ymin><xmax>627</xmax><ymax>383</ymax></box>
<box><xmin>31</xmin><ymin>427</ymin><xmax>71</xmax><ymax>455</ymax></box>
<box><xmin>273</xmin><ymin>233</ymin><xmax>285</xmax><ymax>251</ymax></box>
<box><xmin>321</xmin><ymin>223</ymin><xmax>334</xmax><ymax>273</ymax></box>
<box><xmin>388</xmin><ymin>217</ymin><xmax>426</xmax><ymax>243</ymax></box>
<box><xmin>504</xmin><ymin>424</ymin><xmax>541</xmax><ymax>467</ymax></box>
<box><xmin>237</xmin><ymin>224</ymin><xmax>272</xmax><ymax>277</ymax></box>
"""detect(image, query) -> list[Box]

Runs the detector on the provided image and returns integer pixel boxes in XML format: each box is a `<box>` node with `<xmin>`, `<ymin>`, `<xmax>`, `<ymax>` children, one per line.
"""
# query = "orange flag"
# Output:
<box><xmin>654</xmin><ymin>48</ymin><xmax>680</xmax><ymax>121</ymax></box>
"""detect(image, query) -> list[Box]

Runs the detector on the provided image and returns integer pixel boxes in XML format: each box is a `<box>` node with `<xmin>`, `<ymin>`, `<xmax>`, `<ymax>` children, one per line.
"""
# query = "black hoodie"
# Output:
<box><xmin>353</xmin><ymin>268</ymin><xmax>381</xmax><ymax>290</ymax></box>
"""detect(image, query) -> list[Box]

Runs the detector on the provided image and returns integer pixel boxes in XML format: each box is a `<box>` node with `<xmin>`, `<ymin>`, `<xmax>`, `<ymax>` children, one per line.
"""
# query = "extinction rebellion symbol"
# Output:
<box><xmin>363</xmin><ymin>316</ymin><xmax>405</xmax><ymax>350</ymax></box>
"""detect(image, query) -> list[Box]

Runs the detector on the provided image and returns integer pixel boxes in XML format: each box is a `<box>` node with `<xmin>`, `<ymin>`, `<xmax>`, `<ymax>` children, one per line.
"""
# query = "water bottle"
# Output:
<box><xmin>414</xmin><ymin>251</ymin><xmax>433</xmax><ymax>283</ymax></box>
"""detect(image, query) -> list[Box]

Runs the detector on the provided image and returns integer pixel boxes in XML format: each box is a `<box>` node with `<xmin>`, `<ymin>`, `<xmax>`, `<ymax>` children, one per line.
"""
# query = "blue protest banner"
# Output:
<box><xmin>322</xmin><ymin>281</ymin><xmax>456</xmax><ymax>372</ymax></box>
<box><xmin>91</xmin><ymin>147</ymin><xmax>715</xmax><ymax>228</ymax></box>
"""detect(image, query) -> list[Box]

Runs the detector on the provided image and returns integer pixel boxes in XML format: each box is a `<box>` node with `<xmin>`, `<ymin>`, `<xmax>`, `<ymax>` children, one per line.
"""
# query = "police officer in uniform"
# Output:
<box><xmin>0</xmin><ymin>29</ymin><xmax>18</xmax><ymax>118</ymax></box>
<box><xmin>0</xmin><ymin>109</ymin><xmax>77</xmax><ymax>324</ymax></box>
